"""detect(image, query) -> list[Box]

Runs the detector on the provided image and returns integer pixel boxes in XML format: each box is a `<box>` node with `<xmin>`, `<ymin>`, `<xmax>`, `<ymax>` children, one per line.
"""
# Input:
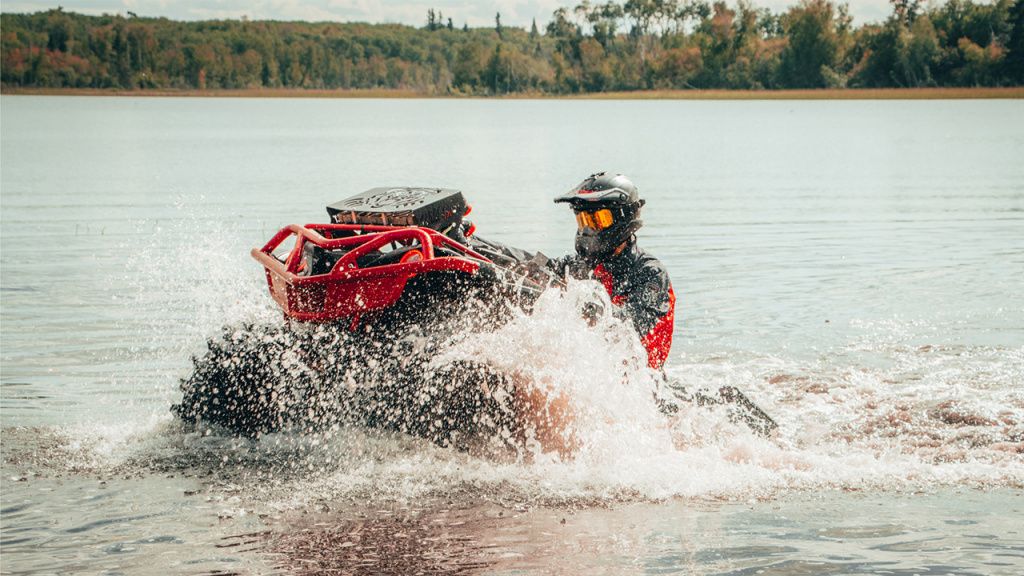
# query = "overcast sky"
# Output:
<box><xmin>2</xmin><ymin>0</ymin><xmax>899</xmax><ymax>28</ymax></box>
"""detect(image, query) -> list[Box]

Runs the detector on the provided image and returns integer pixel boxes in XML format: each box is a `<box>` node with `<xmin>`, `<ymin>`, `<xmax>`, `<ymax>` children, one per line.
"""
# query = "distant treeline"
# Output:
<box><xmin>2</xmin><ymin>0</ymin><xmax>1022</xmax><ymax>93</ymax></box>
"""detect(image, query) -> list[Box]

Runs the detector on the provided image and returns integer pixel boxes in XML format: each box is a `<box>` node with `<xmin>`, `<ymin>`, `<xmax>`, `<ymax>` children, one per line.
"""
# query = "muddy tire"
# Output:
<box><xmin>173</xmin><ymin>323</ymin><xmax>350</xmax><ymax>437</ymax></box>
<box><xmin>173</xmin><ymin>322</ymin><xmax>525</xmax><ymax>452</ymax></box>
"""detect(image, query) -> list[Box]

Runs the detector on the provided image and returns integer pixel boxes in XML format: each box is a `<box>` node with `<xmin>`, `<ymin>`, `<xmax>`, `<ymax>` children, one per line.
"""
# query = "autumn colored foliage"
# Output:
<box><xmin>2</xmin><ymin>0</ymin><xmax>1021</xmax><ymax>94</ymax></box>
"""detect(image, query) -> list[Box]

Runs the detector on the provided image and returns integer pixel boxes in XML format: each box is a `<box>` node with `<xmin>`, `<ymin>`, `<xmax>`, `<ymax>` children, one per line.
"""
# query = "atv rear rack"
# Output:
<box><xmin>252</xmin><ymin>223</ymin><xmax>492</xmax><ymax>323</ymax></box>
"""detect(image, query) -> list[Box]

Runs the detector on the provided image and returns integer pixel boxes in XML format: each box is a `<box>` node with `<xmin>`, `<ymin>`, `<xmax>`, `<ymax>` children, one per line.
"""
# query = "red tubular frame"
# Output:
<box><xmin>252</xmin><ymin>223</ymin><xmax>491</xmax><ymax>322</ymax></box>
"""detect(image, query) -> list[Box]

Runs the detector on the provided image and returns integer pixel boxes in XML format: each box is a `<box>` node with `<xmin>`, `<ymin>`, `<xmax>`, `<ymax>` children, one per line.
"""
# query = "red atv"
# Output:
<box><xmin>175</xmin><ymin>187</ymin><xmax>558</xmax><ymax>452</ymax></box>
<box><xmin>174</xmin><ymin>187</ymin><xmax>775</xmax><ymax>451</ymax></box>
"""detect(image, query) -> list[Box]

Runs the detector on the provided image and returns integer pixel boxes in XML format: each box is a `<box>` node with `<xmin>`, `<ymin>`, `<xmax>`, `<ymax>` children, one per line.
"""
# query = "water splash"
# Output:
<box><xmin>21</xmin><ymin>203</ymin><xmax>1020</xmax><ymax>511</ymax></box>
<box><xmin>159</xmin><ymin>289</ymin><xmax>1024</xmax><ymax>508</ymax></box>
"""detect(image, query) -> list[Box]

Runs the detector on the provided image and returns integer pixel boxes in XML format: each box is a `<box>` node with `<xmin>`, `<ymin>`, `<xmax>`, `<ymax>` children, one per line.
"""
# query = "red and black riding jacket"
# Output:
<box><xmin>550</xmin><ymin>244</ymin><xmax>676</xmax><ymax>369</ymax></box>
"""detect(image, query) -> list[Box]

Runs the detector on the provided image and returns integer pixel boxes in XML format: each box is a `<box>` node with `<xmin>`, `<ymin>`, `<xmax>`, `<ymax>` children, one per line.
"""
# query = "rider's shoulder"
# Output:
<box><xmin>629</xmin><ymin>244</ymin><xmax>665</xmax><ymax>268</ymax></box>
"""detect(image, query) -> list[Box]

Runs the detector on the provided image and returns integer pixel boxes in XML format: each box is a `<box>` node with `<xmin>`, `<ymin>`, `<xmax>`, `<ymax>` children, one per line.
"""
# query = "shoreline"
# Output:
<box><xmin>2</xmin><ymin>86</ymin><xmax>1022</xmax><ymax>100</ymax></box>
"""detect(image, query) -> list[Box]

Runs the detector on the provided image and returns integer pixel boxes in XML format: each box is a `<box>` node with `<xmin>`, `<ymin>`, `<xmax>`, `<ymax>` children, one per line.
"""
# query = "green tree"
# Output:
<box><xmin>485</xmin><ymin>43</ymin><xmax>507</xmax><ymax>93</ymax></box>
<box><xmin>1006</xmin><ymin>0</ymin><xmax>1024</xmax><ymax>82</ymax></box>
<box><xmin>453</xmin><ymin>41</ymin><xmax>485</xmax><ymax>90</ymax></box>
<box><xmin>902</xmin><ymin>15</ymin><xmax>940</xmax><ymax>85</ymax></box>
<box><xmin>778</xmin><ymin>0</ymin><xmax>844</xmax><ymax>88</ymax></box>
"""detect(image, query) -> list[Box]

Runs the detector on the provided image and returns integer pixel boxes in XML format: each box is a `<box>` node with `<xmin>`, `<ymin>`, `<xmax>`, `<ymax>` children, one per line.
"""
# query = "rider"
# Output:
<box><xmin>548</xmin><ymin>172</ymin><xmax>675</xmax><ymax>369</ymax></box>
<box><xmin>475</xmin><ymin>176</ymin><xmax>776</xmax><ymax>435</ymax></box>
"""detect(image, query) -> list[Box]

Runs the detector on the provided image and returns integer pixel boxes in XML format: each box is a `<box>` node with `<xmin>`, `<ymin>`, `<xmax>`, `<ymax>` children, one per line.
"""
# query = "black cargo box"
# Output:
<box><xmin>326</xmin><ymin>187</ymin><xmax>466</xmax><ymax>232</ymax></box>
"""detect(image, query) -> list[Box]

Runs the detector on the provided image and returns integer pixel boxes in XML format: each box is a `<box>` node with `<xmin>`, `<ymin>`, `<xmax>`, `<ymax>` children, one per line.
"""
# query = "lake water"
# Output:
<box><xmin>1</xmin><ymin>95</ymin><xmax>1022</xmax><ymax>574</ymax></box>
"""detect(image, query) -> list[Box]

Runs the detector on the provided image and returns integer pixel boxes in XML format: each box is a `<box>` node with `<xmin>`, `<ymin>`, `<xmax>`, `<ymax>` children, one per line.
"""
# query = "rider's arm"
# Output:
<box><xmin>466</xmin><ymin>234</ymin><xmax>536</xmax><ymax>267</ymax></box>
<box><xmin>620</xmin><ymin>261</ymin><xmax>673</xmax><ymax>337</ymax></box>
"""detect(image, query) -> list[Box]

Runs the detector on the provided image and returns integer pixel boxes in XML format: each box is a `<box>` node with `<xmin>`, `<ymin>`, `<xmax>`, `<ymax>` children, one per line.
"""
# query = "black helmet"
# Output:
<box><xmin>554</xmin><ymin>172</ymin><xmax>645</xmax><ymax>262</ymax></box>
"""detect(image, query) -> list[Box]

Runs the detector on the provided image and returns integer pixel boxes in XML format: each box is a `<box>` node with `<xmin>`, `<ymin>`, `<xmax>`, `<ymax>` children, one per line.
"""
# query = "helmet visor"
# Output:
<box><xmin>575</xmin><ymin>208</ymin><xmax>615</xmax><ymax>231</ymax></box>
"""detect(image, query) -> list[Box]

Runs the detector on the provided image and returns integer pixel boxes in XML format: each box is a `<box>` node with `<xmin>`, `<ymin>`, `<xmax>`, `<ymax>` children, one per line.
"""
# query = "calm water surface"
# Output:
<box><xmin>1</xmin><ymin>96</ymin><xmax>1023</xmax><ymax>574</ymax></box>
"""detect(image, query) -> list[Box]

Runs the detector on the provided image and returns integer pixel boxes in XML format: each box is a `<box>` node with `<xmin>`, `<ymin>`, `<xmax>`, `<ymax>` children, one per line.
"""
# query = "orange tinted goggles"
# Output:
<box><xmin>575</xmin><ymin>208</ymin><xmax>615</xmax><ymax>231</ymax></box>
